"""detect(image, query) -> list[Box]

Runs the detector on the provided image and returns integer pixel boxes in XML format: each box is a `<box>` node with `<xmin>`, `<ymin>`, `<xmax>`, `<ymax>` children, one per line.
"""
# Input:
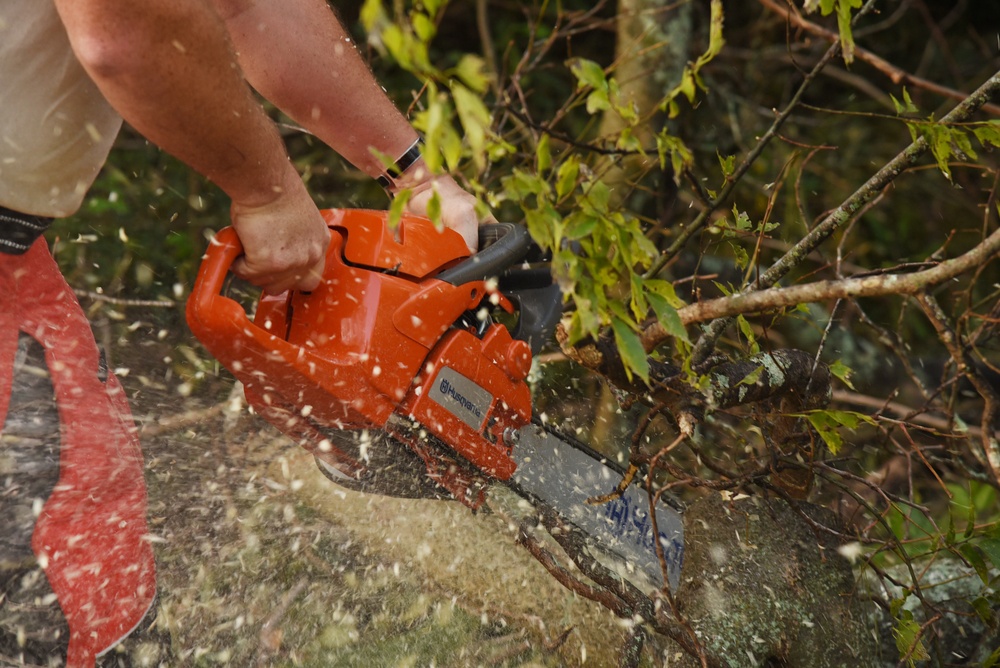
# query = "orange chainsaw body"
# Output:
<box><xmin>186</xmin><ymin>210</ymin><xmax>533</xmax><ymax>491</ymax></box>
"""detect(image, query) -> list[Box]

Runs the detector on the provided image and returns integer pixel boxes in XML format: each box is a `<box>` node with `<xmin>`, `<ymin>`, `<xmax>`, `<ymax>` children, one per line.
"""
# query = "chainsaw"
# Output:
<box><xmin>186</xmin><ymin>209</ymin><xmax>684</xmax><ymax>590</ymax></box>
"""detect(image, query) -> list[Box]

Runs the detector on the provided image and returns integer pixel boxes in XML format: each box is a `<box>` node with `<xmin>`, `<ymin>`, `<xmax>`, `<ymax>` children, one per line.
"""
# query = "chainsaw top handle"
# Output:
<box><xmin>436</xmin><ymin>222</ymin><xmax>532</xmax><ymax>286</ymax></box>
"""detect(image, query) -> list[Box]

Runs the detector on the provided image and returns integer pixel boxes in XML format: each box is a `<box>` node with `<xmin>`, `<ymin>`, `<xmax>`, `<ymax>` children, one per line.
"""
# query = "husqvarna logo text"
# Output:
<box><xmin>439</xmin><ymin>378</ymin><xmax>483</xmax><ymax>420</ymax></box>
<box><xmin>430</xmin><ymin>367</ymin><xmax>493</xmax><ymax>430</ymax></box>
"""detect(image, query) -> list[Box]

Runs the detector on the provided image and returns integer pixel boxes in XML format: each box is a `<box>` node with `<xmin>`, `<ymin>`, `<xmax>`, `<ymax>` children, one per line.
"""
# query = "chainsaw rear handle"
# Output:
<box><xmin>436</xmin><ymin>223</ymin><xmax>532</xmax><ymax>286</ymax></box>
<box><xmin>190</xmin><ymin>226</ymin><xmax>243</xmax><ymax>307</ymax></box>
<box><xmin>186</xmin><ymin>226</ymin><xmax>284</xmax><ymax>369</ymax></box>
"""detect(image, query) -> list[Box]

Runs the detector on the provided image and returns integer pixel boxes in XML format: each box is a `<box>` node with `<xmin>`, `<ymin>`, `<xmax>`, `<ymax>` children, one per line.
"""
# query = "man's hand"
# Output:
<box><xmin>229</xmin><ymin>172</ymin><xmax>330</xmax><ymax>294</ymax></box>
<box><xmin>404</xmin><ymin>174</ymin><xmax>498</xmax><ymax>252</ymax></box>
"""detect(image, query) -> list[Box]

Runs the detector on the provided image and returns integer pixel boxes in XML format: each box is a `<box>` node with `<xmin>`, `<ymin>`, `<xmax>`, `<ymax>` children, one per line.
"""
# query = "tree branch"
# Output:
<box><xmin>682</xmin><ymin>68</ymin><xmax>1000</xmax><ymax>360</ymax></box>
<box><xmin>642</xmin><ymin>223</ymin><xmax>1000</xmax><ymax>334</ymax></box>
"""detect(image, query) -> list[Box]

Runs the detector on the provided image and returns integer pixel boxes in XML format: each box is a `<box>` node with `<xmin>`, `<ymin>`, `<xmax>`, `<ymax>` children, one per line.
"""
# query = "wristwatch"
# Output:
<box><xmin>376</xmin><ymin>137</ymin><xmax>424</xmax><ymax>191</ymax></box>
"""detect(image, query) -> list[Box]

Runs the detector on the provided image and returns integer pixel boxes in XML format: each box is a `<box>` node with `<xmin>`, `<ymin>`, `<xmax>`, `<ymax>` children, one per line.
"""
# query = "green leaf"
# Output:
<box><xmin>586</xmin><ymin>88</ymin><xmax>611</xmax><ymax>114</ymax></box>
<box><xmin>645</xmin><ymin>279</ymin><xmax>686</xmax><ymax>308</ymax></box>
<box><xmin>757</xmin><ymin>219</ymin><xmax>780</xmax><ymax>234</ymax></box>
<box><xmin>928</xmin><ymin>125</ymin><xmax>957</xmax><ymax>179</ymax></box>
<box><xmin>611</xmin><ymin>314</ymin><xmax>650</xmax><ymax>384</ymax></box>
<box><xmin>503</xmin><ymin>168</ymin><xmax>549</xmax><ymax>200</ymax></box>
<box><xmin>524</xmin><ymin>204</ymin><xmax>560</xmax><ymax>251</ymax></box>
<box><xmin>536</xmin><ymin>133</ymin><xmax>552</xmax><ymax>174</ymax></box>
<box><xmin>979</xmin><ymin>537</ymin><xmax>1000</xmax><ymax>570</ymax></box>
<box><xmin>416</xmin><ymin>88</ymin><xmax>446</xmax><ymax>172</ymax></box>
<box><xmin>440</xmin><ymin>125</ymin><xmax>463</xmax><ymax>171</ymax></box>
<box><xmin>613</xmin><ymin>84</ymin><xmax>639</xmax><ymax>124</ymax></box>
<box><xmin>648</xmin><ymin>292</ymin><xmax>690</xmax><ymax>344</ymax></box>
<box><xmin>564</xmin><ymin>212</ymin><xmax>598</xmax><ymax>240</ymax></box>
<box><xmin>730</xmin><ymin>242</ymin><xmax>749</xmax><ymax>271</ymax></box>
<box><xmin>411</xmin><ymin>11</ymin><xmax>436</xmax><ymax>42</ymax></box>
<box><xmin>737</xmin><ymin>365</ymin><xmax>764</xmax><ymax>388</ymax></box>
<box><xmin>422</xmin><ymin>0</ymin><xmax>444</xmax><ymax>15</ymax></box>
<box><xmin>732</xmin><ymin>205</ymin><xmax>752</xmax><ymax>231</ymax></box>
<box><xmin>828</xmin><ymin>359</ymin><xmax>857</xmax><ymax>390</ymax></box>
<box><xmin>827</xmin><ymin>409</ymin><xmax>875</xmax><ymax>428</ymax></box>
<box><xmin>569</xmin><ymin>58</ymin><xmax>608</xmax><ymax>92</ymax></box>
<box><xmin>655</xmin><ymin>132</ymin><xmax>693</xmax><ymax>179</ymax></box>
<box><xmin>890</xmin><ymin>88</ymin><xmax>919</xmax><ymax>115</ymax></box>
<box><xmin>888</xmin><ymin>596</ymin><xmax>906</xmax><ymax>618</ymax></box>
<box><xmin>718</xmin><ymin>152</ymin><xmax>736</xmax><ymax>180</ymax></box>
<box><xmin>971</xmin><ymin>596</ymin><xmax>997</xmax><ymax>629</ymax></box>
<box><xmin>629</xmin><ymin>272</ymin><xmax>649</xmax><ymax>321</ymax></box>
<box><xmin>960</xmin><ymin>543</ymin><xmax>991</xmax><ymax>585</ymax></box>
<box><xmin>736</xmin><ymin>315</ymin><xmax>759</xmax><ymax>354</ymax></box>
<box><xmin>453</xmin><ymin>54</ymin><xmax>491</xmax><ymax>94</ymax></box>
<box><xmin>584</xmin><ymin>180</ymin><xmax>611</xmax><ymax>214</ymax></box>
<box><xmin>360</xmin><ymin>0</ymin><xmax>387</xmax><ymax>33</ymax></box>
<box><xmin>793</xmin><ymin>409</ymin><xmax>875</xmax><ymax>456</ymax></box>
<box><xmin>567</xmin><ymin>306</ymin><xmax>600</xmax><ymax>344</ymax></box>
<box><xmin>893</xmin><ymin>610</ymin><xmax>930</xmax><ymax>665</ymax></box>
<box><xmin>808</xmin><ymin>414</ymin><xmax>844</xmax><ymax>454</ymax></box>
<box><xmin>984</xmin><ymin>645</ymin><xmax>1000</xmax><ymax>668</ymax></box>
<box><xmin>836</xmin><ymin>1</ymin><xmax>858</xmax><ymax>64</ymax></box>
<box><xmin>677</xmin><ymin>69</ymin><xmax>697</xmax><ymax>103</ymax></box>
<box><xmin>694</xmin><ymin>0</ymin><xmax>725</xmax><ymax>69</ymax></box>
<box><xmin>424</xmin><ymin>189</ymin><xmax>442</xmax><ymax>227</ymax></box>
<box><xmin>890</xmin><ymin>94</ymin><xmax>904</xmax><ymax>115</ymax></box>
<box><xmin>974</xmin><ymin>481</ymin><xmax>998</xmax><ymax>516</ymax></box>
<box><xmin>713</xmin><ymin>281</ymin><xmax>734</xmax><ymax>296</ymax></box>
<box><xmin>616</xmin><ymin>127</ymin><xmax>643</xmax><ymax>153</ymax></box>
<box><xmin>965</xmin><ymin>490</ymin><xmax>978</xmax><ymax>539</ymax></box>
<box><xmin>974</xmin><ymin>121</ymin><xmax>1000</xmax><ymax>149</ymax></box>
<box><xmin>381</xmin><ymin>24</ymin><xmax>411</xmax><ymax>69</ymax></box>
<box><xmin>656</xmin><ymin>0</ymin><xmax>722</xmax><ymax>116</ymax></box>
<box><xmin>556</xmin><ymin>157</ymin><xmax>580</xmax><ymax>199</ymax></box>
<box><xmin>388</xmin><ymin>188</ymin><xmax>412</xmax><ymax>229</ymax></box>
<box><xmin>452</xmin><ymin>84</ymin><xmax>491</xmax><ymax>168</ymax></box>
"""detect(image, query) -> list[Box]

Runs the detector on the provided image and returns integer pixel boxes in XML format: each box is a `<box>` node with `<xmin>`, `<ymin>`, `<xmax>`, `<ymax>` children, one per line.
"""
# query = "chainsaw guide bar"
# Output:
<box><xmin>187</xmin><ymin>209</ymin><xmax>685</xmax><ymax>592</ymax></box>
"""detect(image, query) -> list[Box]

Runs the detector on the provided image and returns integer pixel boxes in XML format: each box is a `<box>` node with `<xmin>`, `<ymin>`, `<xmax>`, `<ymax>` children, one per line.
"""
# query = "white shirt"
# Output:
<box><xmin>0</xmin><ymin>0</ymin><xmax>122</xmax><ymax>217</ymax></box>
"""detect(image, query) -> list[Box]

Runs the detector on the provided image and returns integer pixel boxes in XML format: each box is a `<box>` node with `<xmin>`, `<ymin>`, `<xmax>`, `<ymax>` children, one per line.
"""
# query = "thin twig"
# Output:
<box><xmin>647</xmin><ymin>26</ymin><xmax>848</xmax><ymax>278</ymax></box>
<box><xmin>914</xmin><ymin>293</ymin><xmax>1000</xmax><ymax>486</ymax></box>
<box><xmin>757</xmin><ymin>0</ymin><xmax>1000</xmax><ymax>116</ymax></box>
<box><xmin>75</xmin><ymin>288</ymin><xmax>176</xmax><ymax>308</ymax></box>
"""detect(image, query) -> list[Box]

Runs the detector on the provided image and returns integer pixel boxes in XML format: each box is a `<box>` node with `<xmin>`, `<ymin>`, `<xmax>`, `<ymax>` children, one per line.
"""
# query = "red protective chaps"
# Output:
<box><xmin>0</xmin><ymin>239</ymin><xmax>156</xmax><ymax>667</ymax></box>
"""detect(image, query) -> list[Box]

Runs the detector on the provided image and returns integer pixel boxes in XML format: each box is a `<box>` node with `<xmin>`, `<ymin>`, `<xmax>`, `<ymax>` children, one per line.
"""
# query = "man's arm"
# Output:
<box><xmin>214</xmin><ymin>0</ymin><xmax>493</xmax><ymax>250</ymax></box>
<box><xmin>53</xmin><ymin>0</ymin><xmax>329</xmax><ymax>294</ymax></box>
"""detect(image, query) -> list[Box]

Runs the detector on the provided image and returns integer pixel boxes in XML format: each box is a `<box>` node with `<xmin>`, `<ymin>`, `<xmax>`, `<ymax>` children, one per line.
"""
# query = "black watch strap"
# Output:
<box><xmin>376</xmin><ymin>138</ymin><xmax>423</xmax><ymax>190</ymax></box>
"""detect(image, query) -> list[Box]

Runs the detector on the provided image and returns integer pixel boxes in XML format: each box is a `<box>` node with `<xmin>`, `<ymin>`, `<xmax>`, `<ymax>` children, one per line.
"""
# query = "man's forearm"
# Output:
<box><xmin>55</xmin><ymin>0</ymin><xmax>299</xmax><ymax>207</ymax></box>
<box><xmin>215</xmin><ymin>0</ymin><xmax>420</xmax><ymax>180</ymax></box>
